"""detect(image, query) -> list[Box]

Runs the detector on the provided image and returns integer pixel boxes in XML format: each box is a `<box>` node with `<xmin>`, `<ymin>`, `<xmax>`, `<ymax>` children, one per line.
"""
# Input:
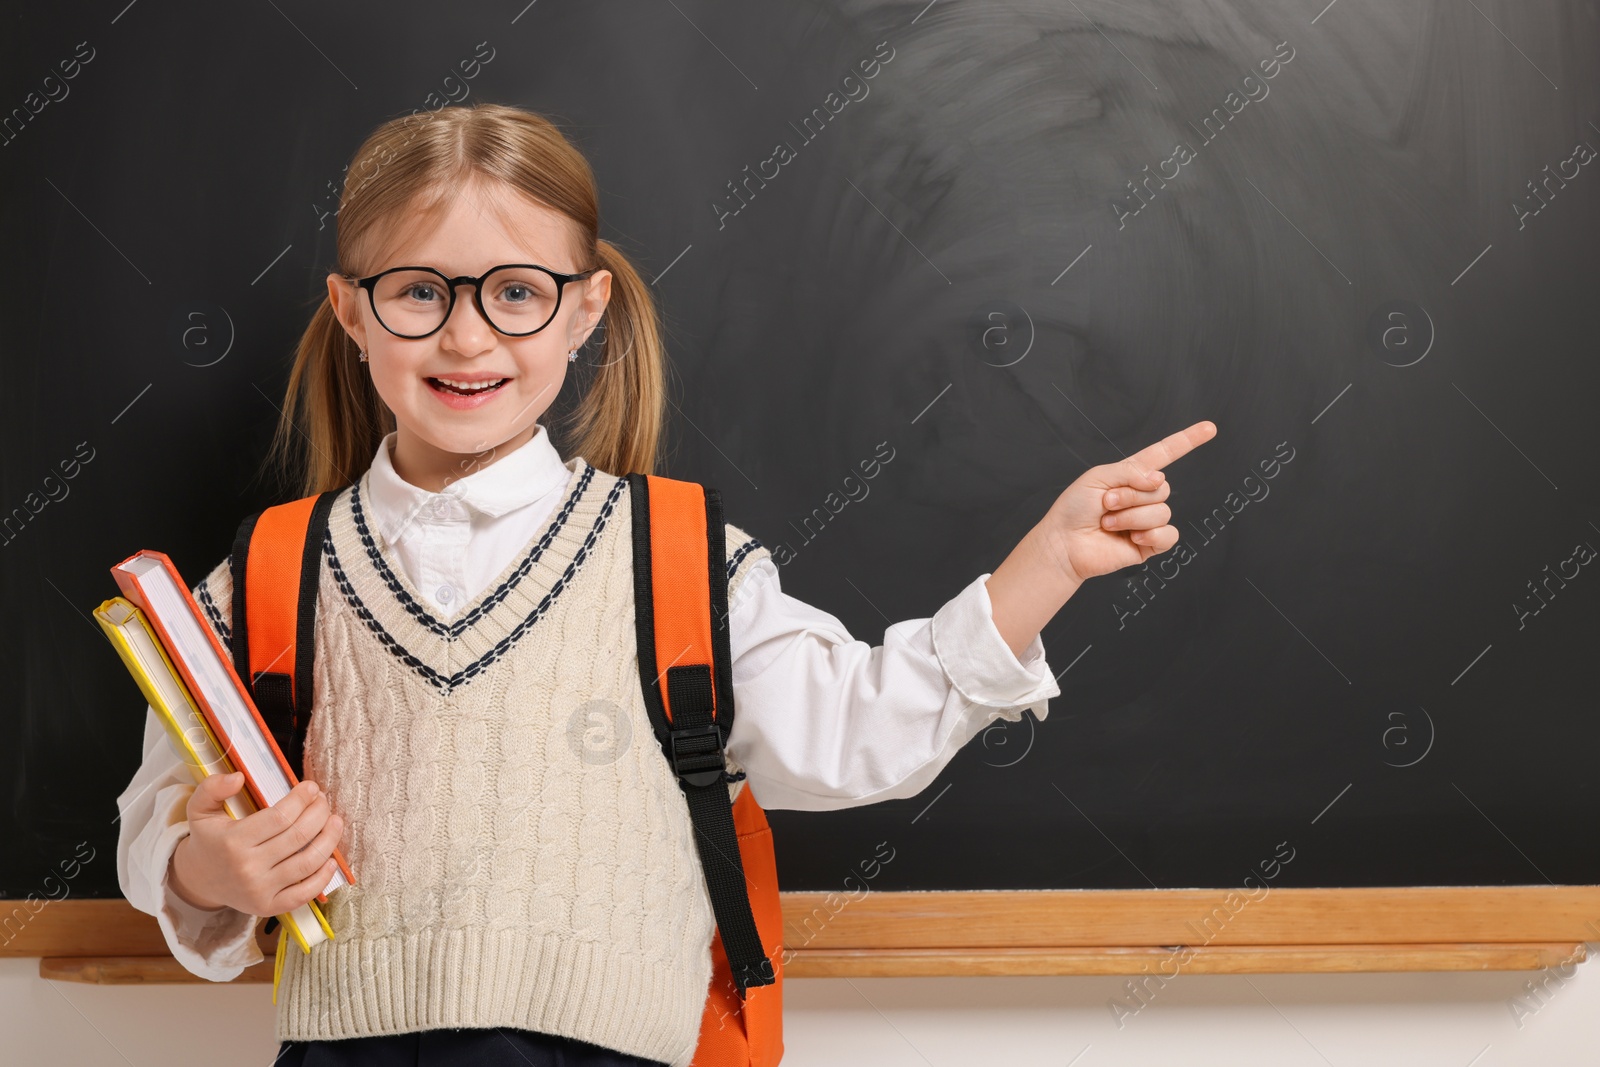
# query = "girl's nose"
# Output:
<box><xmin>439</xmin><ymin>291</ymin><xmax>499</xmax><ymax>354</ymax></box>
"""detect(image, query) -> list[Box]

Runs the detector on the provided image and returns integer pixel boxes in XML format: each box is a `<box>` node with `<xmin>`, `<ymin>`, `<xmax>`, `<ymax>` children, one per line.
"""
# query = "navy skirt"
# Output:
<box><xmin>273</xmin><ymin>1027</ymin><xmax>671</xmax><ymax>1066</ymax></box>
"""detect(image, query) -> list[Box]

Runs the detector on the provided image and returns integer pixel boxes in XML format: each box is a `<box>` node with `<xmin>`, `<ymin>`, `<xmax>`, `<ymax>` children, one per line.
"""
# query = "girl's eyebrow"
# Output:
<box><xmin>403</xmin><ymin>257</ymin><xmax>558</xmax><ymax>271</ymax></box>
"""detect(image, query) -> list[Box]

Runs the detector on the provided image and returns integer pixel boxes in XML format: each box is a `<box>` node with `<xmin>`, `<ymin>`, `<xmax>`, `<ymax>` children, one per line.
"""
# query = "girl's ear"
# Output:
<box><xmin>325</xmin><ymin>272</ymin><xmax>368</xmax><ymax>352</ymax></box>
<box><xmin>568</xmin><ymin>270</ymin><xmax>613</xmax><ymax>350</ymax></box>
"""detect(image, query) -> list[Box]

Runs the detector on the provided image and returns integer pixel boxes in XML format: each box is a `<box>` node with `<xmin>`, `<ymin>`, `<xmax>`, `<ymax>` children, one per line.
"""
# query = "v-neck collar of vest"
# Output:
<box><xmin>323</xmin><ymin>454</ymin><xmax>628</xmax><ymax>692</ymax></box>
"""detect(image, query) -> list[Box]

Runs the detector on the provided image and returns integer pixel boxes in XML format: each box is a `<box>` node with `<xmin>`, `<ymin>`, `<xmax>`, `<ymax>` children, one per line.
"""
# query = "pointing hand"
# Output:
<box><xmin>1040</xmin><ymin>420</ymin><xmax>1218</xmax><ymax>586</ymax></box>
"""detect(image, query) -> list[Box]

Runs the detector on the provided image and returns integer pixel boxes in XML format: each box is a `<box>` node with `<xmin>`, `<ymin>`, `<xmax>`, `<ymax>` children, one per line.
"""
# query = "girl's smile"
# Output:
<box><xmin>425</xmin><ymin>372</ymin><xmax>513</xmax><ymax>408</ymax></box>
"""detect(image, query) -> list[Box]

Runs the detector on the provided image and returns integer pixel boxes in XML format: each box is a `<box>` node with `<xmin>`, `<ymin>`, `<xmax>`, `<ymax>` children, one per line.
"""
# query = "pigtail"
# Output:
<box><xmin>261</xmin><ymin>294</ymin><xmax>394</xmax><ymax>499</ymax></box>
<box><xmin>560</xmin><ymin>237</ymin><xmax>667</xmax><ymax>479</ymax></box>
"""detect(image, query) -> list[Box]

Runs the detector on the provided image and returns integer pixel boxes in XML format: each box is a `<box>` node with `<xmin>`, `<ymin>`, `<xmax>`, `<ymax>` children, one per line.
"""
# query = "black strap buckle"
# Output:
<box><xmin>667</xmin><ymin>721</ymin><xmax>727</xmax><ymax>787</ymax></box>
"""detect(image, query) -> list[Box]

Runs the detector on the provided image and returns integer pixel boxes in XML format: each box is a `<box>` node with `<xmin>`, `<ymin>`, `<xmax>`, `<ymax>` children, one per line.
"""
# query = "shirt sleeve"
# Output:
<box><xmin>113</xmin><ymin>556</ymin><xmax>266</xmax><ymax>980</ymax></box>
<box><xmin>720</xmin><ymin>523</ymin><xmax>1061</xmax><ymax>812</ymax></box>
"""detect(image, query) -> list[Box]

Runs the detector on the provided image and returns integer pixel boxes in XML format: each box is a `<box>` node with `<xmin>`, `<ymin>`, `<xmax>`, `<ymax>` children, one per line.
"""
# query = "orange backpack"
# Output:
<box><xmin>229</xmin><ymin>471</ymin><xmax>784</xmax><ymax>1066</ymax></box>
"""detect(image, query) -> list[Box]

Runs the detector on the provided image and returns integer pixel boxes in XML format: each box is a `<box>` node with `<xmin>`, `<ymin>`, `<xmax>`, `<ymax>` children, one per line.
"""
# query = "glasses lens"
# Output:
<box><xmin>480</xmin><ymin>265</ymin><xmax>562</xmax><ymax>334</ymax></box>
<box><xmin>370</xmin><ymin>269</ymin><xmax>453</xmax><ymax>337</ymax></box>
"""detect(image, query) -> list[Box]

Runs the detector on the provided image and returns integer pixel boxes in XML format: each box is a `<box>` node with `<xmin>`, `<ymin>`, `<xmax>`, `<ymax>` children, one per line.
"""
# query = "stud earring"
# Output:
<box><xmin>567</xmin><ymin>349</ymin><xmax>578</xmax><ymax>362</ymax></box>
<box><xmin>358</xmin><ymin>348</ymin><xmax>369</xmax><ymax>363</ymax></box>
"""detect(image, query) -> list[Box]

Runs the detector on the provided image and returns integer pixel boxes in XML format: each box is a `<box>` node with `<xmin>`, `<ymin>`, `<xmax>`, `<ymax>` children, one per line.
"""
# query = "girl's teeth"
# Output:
<box><xmin>433</xmin><ymin>378</ymin><xmax>506</xmax><ymax>394</ymax></box>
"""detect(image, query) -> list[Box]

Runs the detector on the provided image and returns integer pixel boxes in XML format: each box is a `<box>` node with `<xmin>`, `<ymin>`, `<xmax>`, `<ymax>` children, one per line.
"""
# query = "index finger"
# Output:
<box><xmin>1122</xmin><ymin>420</ymin><xmax>1217</xmax><ymax>480</ymax></box>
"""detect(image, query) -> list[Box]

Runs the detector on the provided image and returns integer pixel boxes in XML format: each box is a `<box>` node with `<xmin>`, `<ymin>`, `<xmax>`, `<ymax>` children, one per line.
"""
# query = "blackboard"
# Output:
<box><xmin>5</xmin><ymin>0</ymin><xmax>1597</xmax><ymax>908</ymax></box>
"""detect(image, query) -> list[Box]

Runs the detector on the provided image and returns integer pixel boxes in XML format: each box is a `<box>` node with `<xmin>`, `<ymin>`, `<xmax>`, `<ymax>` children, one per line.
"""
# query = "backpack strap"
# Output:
<box><xmin>627</xmin><ymin>473</ymin><xmax>777</xmax><ymax>998</ymax></box>
<box><xmin>229</xmin><ymin>491</ymin><xmax>339</xmax><ymax>783</ymax></box>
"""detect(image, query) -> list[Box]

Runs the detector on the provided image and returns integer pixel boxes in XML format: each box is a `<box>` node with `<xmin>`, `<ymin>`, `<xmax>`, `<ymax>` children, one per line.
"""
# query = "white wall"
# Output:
<box><xmin>5</xmin><ymin>953</ymin><xmax>1596</xmax><ymax>1065</ymax></box>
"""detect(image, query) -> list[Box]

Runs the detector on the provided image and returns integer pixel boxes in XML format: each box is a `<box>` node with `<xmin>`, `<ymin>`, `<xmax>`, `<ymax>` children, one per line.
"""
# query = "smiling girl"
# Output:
<box><xmin>115</xmin><ymin>102</ymin><xmax>1213</xmax><ymax>1067</ymax></box>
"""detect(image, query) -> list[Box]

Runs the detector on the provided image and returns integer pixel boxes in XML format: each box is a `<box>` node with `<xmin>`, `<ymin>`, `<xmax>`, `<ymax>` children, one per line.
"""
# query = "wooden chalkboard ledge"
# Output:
<box><xmin>784</xmin><ymin>942</ymin><xmax>1585</xmax><ymax>976</ymax></box>
<box><xmin>39</xmin><ymin>941</ymin><xmax>1584</xmax><ymax>984</ymax></box>
<box><xmin>14</xmin><ymin>888</ymin><xmax>1600</xmax><ymax>982</ymax></box>
<box><xmin>41</xmin><ymin>955</ymin><xmax>277</xmax><ymax>984</ymax></box>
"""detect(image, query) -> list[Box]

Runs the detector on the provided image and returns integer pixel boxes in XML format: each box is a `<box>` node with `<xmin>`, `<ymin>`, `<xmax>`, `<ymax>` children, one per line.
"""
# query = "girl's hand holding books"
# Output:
<box><xmin>168</xmin><ymin>773</ymin><xmax>345</xmax><ymax>917</ymax></box>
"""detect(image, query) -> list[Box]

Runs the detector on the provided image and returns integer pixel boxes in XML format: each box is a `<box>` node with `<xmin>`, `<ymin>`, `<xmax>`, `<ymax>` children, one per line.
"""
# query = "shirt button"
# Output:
<box><xmin>437</xmin><ymin>585</ymin><xmax>454</xmax><ymax>603</ymax></box>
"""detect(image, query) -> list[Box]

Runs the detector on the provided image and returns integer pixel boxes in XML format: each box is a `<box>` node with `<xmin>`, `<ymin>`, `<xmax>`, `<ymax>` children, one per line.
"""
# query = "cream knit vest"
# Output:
<box><xmin>198</xmin><ymin>455</ymin><xmax>768</xmax><ymax>1066</ymax></box>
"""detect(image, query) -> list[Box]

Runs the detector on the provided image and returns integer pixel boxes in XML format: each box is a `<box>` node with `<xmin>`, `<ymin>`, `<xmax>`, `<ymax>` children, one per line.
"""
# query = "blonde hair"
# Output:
<box><xmin>262</xmin><ymin>103</ymin><xmax>667</xmax><ymax>497</ymax></box>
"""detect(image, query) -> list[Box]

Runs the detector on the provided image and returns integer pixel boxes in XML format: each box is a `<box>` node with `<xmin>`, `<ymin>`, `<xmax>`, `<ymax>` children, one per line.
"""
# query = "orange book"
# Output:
<box><xmin>111</xmin><ymin>549</ymin><xmax>355</xmax><ymax>899</ymax></box>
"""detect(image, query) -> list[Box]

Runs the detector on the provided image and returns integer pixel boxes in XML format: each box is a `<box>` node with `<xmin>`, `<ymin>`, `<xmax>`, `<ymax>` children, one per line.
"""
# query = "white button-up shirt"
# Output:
<box><xmin>358</xmin><ymin>425</ymin><xmax>1061</xmax><ymax>808</ymax></box>
<box><xmin>116</xmin><ymin>424</ymin><xmax>1060</xmax><ymax>978</ymax></box>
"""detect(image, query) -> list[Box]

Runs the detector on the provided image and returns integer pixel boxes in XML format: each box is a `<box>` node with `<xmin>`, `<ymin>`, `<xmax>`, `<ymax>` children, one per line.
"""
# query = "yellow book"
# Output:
<box><xmin>95</xmin><ymin>596</ymin><xmax>334</xmax><ymax>1000</ymax></box>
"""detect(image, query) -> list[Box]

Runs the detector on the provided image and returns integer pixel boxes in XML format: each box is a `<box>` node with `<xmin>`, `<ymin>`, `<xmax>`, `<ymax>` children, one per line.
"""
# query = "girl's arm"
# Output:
<box><xmin>722</xmin><ymin>542</ymin><xmax>1059</xmax><ymax>813</ymax></box>
<box><xmin>721</xmin><ymin>421</ymin><xmax>1215</xmax><ymax>812</ymax></box>
<box><xmin>114</xmin><ymin>558</ymin><xmax>266</xmax><ymax>981</ymax></box>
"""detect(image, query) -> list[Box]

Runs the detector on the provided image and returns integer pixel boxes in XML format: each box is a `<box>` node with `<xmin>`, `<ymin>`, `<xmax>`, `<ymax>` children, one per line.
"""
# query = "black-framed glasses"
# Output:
<box><xmin>347</xmin><ymin>263</ymin><xmax>598</xmax><ymax>339</ymax></box>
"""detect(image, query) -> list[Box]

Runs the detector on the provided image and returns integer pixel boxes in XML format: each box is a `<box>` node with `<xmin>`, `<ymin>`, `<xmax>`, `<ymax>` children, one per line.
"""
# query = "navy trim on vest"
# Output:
<box><xmin>326</xmin><ymin>473</ymin><xmax>628</xmax><ymax>693</ymax></box>
<box><xmin>196</xmin><ymin>577</ymin><xmax>232</xmax><ymax>651</ymax></box>
<box><xmin>726</xmin><ymin>537</ymin><xmax>763</xmax><ymax>586</ymax></box>
<box><xmin>346</xmin><ymin>464</ymin><xmax>600</xmax><ymax>640</ymax></box>
<box><xmin>229</xmin><ymin>513</ymin><xmax>262</xmax><ymax>689</ymax></box>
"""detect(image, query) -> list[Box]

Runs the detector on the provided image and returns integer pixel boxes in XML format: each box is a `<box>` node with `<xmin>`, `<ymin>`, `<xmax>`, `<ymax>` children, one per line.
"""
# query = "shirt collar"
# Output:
<box><xmin>364</xmin><ymin>424</ymin><xmax>569</xmax><ymax>547</ymax></box>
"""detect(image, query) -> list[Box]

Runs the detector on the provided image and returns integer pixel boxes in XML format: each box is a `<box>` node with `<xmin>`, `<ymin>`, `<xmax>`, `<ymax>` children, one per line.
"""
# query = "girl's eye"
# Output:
<box><xmin>403</xmin><ymin>283</ymin><xmax>442</xmax><ymax>303</ymax></box>
<box><xmin>500</xmin><ymin>284</ymin><xmax>531</xmax><ymax>304</ymax></box>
